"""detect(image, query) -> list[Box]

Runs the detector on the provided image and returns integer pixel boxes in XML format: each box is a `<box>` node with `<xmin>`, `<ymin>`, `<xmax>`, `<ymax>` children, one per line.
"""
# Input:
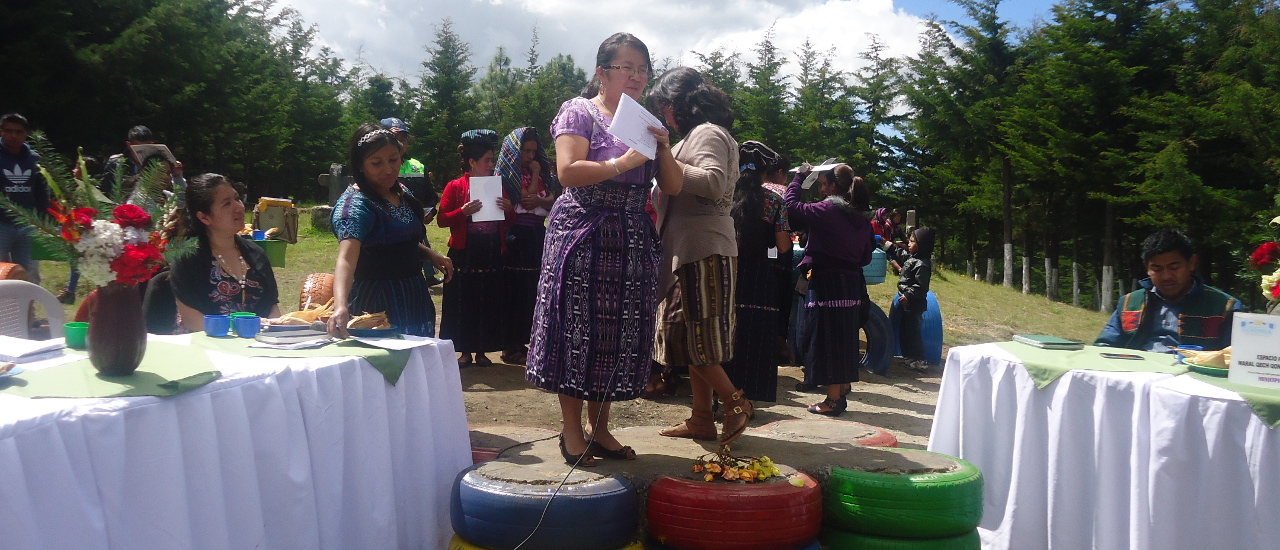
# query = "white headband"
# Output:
<box><xmin>357</xmin><ymin>129</ymin><xmax>395</xmax><ymax>147</ymax></box>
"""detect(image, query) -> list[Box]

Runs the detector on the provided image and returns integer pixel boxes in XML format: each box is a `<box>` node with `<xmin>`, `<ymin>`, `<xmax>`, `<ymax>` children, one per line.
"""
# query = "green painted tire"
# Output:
<box><xmin>824</xmin><ymin>450</ymin><xmax>983</xmax><ymax>539</ymax></box>
<box><xmin>821</xmin><ymin>528</ymin><xmax>980</xmax><ymax>549</ymax></box>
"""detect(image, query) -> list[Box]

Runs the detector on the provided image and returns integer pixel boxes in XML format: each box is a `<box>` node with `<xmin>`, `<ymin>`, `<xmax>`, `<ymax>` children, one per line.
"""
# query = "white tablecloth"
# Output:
<box><xmin>929</xmin><ymin>343</ymin><xmax>1280</xmax><ymax>550</ymax></box>
<box><xmin>0</xmin><ymin>337</ymin><xmax>472</xmax><ymax>550</ymax></box>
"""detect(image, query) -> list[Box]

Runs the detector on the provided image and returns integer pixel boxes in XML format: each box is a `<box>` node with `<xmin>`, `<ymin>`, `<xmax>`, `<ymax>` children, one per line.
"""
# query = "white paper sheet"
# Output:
<box><xmin>468</xmin><ymin>175</ymin><xmax>505</xmax><ymax>222</ymax></box>
<box><xmin>790</xmin><ymin>159</ymin><xmax>840</xmax><ymax>189</ymax></box>
<box><xmin>607</xmin><ymin>94</ymin><xmax>664</xmax><ymax>159</ymax></box>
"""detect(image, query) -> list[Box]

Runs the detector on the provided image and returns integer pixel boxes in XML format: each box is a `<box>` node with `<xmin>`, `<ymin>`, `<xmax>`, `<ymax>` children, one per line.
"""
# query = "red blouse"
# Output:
<box><xmin>437</xmin><ymin>173</ymin><xmax>515</xmax><ymax>251</ymax></box>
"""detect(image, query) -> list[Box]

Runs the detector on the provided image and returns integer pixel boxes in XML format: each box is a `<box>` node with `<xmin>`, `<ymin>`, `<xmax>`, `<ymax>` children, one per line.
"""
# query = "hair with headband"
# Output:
<box><xmin>458</xmin><ymin>129</ymin><xmax>499</xmax><ymax>172</ymax></box>
<box><xmin>732</xmin><ymin>140</ymin><xmax>782</xmax><ymax>254</ymax></box>
<box><xmin>346</xmin><ymin>122</ymin><xmax>424</xmax><ymax>222</ymax></box>
<box><xmin>739</xmin><ymin>140</ymin><xmax>781</xmax><ymax>174</ymax></box>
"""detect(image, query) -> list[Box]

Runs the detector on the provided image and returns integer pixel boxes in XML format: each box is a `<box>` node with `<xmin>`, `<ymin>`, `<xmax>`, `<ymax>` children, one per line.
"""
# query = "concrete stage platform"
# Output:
<box><xmin>467</xmin><ymin>421</ymin><xmax>952</xmax><ymax>489</ymax></box>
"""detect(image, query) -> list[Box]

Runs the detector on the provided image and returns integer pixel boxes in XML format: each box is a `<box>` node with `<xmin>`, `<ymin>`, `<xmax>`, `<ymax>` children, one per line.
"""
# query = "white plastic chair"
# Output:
<box><xmin>0</xmin><ymin>280</ymin><xmax>66</xmax><ymax>339</ymax></box>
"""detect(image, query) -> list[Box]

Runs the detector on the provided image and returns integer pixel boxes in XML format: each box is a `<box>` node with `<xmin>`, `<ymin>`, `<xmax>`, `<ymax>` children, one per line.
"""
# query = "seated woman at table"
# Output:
<box><xmin>438</xmin><ymin>129</ymin><xmax>514</xmax><ymax>366</ymax></box>
<box><xmin>170</xmin><ymin>173</ymin><xmax>281</xmax><ymax>331</ymax></box>
<box><xmin>327</xmin><ymin>123</ymin><xmax>454</xmax><ymax>338</ymax></box>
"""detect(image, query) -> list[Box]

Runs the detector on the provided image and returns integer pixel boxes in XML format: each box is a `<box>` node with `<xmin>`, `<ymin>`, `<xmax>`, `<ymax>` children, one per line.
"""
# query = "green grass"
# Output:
<box><xmin>36</xmin><ymin>213</ymin><xmax>1108</xmax><ymax>346</ymax></box>
<box><xmin>866</xmin><ymin>266</ymin><xmax>1111</xmax><ymax>348</ymax></box>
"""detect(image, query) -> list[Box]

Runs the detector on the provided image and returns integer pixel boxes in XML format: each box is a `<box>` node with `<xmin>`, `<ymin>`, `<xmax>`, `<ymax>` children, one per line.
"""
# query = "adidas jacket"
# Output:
<box><xmin>0</xmin><ymin>142</ymin><xmax>48</xmax><ymax>225</ymax></box>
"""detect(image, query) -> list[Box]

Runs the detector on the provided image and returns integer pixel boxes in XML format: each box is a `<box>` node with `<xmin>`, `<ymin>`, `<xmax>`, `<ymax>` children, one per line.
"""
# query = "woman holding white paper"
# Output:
<box><xmin>438</xmin><ymin>129</ymin><xmax>514</xmax><ymax>366</ymax></box>
<box><xmin>525</xmin><ymin>33</ymin><xmax>680</xmax><ymax>466</ymax></box>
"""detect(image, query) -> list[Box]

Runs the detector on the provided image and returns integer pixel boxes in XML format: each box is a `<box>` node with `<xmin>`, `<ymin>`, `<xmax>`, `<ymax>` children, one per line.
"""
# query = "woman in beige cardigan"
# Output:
<box><xmin>647</xmin><ymin>67</ymin><xmax>753</xmax><ymax>445</ymax></box>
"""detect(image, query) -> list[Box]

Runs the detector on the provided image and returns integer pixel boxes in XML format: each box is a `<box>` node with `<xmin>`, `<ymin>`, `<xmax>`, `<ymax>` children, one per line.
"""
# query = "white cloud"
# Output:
<box><xmin>281</xmin><ymin>0</ymin><xmax>943</xmax><ymax>82</ymax></box>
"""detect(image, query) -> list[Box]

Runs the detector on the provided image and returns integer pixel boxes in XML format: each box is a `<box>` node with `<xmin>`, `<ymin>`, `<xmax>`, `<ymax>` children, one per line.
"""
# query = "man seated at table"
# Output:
<box><xmin>1095</xmin><ymin>228</ymin><xmax>1243</xmax><ymax>352</ymax></box>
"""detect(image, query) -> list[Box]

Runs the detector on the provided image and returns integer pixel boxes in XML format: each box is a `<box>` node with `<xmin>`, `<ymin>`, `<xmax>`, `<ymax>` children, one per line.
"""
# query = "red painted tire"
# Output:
<box><xmin>470</xmin><ymin>447</ymin><xmax>500</xmax><ymax>463</ymax></box>
<box><xmin>646</xmin><ymin>473</ymin><xmax>822</xmax><ymax>550</ymax></box>
<box><xmin>756</xmin><ymin>419</ymin><xmax>899</xmax><ymax>448</ymax></box>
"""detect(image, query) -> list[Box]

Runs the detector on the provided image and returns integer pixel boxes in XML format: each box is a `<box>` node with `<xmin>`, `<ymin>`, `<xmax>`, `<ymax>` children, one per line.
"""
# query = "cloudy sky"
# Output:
<box><xmin>279</xmin><ymin>0</ymin><xmax>1057</xmax><ymax>81</ymax></box>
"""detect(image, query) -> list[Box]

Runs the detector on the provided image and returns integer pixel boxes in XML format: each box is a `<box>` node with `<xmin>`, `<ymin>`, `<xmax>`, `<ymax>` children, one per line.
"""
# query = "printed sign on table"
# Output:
<box><xmin>1227</xmin><ymin>312</ymin><xmax>1280</xmax><ymax>389</ymax></box>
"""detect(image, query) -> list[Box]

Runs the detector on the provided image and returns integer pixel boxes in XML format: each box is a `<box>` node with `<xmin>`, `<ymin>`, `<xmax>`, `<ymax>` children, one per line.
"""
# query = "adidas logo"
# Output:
<box><xmin>3</xmin><ymin>165</ymin><xmax>32</xmax><ymax>185</ymax></box>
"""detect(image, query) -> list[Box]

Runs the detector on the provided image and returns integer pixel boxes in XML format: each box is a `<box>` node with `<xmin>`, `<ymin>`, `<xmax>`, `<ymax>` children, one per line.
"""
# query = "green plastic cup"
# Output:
<box><xmin>65</xmin><ymin>322</ymin><xmax>89</xmax><ymax>350</ymax></box>
<box><xmin>230</xmin><ymin>312</ymin><xmax>256</xmax><ymax>318</ymax></box>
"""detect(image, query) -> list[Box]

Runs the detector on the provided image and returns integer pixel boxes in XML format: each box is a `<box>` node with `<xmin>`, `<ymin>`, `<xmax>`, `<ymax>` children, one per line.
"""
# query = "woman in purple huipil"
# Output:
<box><xmin>525</xmin><ymin>33</ymin><xmax>680</xmax><ymax>466</ymax></box>
<box><xmin>785</xmin><ymin>164</ymin><xmax>874</xmax><ymax>416</ymax></box>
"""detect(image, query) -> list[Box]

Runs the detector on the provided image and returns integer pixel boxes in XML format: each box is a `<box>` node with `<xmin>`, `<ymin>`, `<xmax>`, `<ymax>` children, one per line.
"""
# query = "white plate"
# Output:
<box><xmin>0</xmin><ymin>365</ymin><xmax>25</xmax><ymax>379</ymax></box>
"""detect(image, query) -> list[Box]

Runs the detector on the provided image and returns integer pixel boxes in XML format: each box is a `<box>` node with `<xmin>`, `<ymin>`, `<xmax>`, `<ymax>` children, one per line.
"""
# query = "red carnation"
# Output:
<box><xmin>72</xmin><ymin>207</ymin><xmax>97</xmax><ymax>227</ymax></box>
<box><xmin>112</xmin><ymin>204</ymin><xmax>151</xmax><ymax>229</ymax></box>
<box><xmin>109</xmin><ymin>244</ymin><xmax>164</xmax><ymax>284</ymax></box>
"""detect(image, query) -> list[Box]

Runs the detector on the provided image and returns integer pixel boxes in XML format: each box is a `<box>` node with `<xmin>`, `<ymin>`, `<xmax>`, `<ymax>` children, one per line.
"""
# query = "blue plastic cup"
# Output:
<box><xmin>252</xmin><ymin>230</ymin><xmax>266</xmax><ymax>240</ymax></box>
<box><xmin>204</xmin><ymin>315</ymin><xmax>231</xmax><ymax>337</ymax></box>
<box><xmin>233</xmin><ymin>315</ymin><xmax>262</xmax><ymax>338</ymax></box>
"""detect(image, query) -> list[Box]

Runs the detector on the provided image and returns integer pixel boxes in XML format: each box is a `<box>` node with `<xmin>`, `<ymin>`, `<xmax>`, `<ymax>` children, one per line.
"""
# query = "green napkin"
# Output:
<box><xmin>1185</xmin><ymin>372</ymin><xmax>1280</xmax><ymax>429</ymax></box>
<box><xmin>189</xmin><ymin>334</ymin><xmax>411</xmax><ymax>385</ymax></box>
<box><xmin>996</xmin><ymin>341</ymin><xmax>1189</xmax><ymax>389</ymax></box>
<box><xmin>0</xmin><ymin>342</ymin><xmax>219</xmax><ymax>398</ymax></box>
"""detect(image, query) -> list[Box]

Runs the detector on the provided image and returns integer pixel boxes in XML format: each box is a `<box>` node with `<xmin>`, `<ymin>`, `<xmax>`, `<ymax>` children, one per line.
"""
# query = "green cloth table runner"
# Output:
<box><xmin>189</xmin><ymin>334</ymin><xmax>411</xmax><ymax>385</ymax></box>
<box><xmin>1184</xmin><ymin>372</ymin><xmax>1280</xmax><ymax>429</ymax></box>
<box><xmin>995</xmin><ymin>341</ymin><xmax>1188</xmax><ymax>389</ymax></box>
<box><xmin>0</xmin><ymin>342</ymin><xmax>220</xmax><ymax>398</ymax></box>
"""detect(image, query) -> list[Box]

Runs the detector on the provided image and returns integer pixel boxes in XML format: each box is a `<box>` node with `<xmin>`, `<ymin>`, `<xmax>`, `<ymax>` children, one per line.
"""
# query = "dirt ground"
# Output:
<box><xmin>459</xmin><ymin>355</ymin><xmax>942</xmax><ymax>450</ymax></box>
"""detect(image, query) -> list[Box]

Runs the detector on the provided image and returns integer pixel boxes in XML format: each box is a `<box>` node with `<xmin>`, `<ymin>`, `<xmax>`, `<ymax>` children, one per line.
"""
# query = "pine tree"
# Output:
<box><xmin>416</xmin><ymin>18</ymin><xmax>477</xmax><ymax>182</ymax></box>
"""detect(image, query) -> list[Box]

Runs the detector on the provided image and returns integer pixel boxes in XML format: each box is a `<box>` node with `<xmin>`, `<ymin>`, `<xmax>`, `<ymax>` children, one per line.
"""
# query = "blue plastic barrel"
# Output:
<box><xmin>863</xmin><ymin>248</ymin><xmax>886</xmax><ymax>285</ymax></box>
<box><xmin>888</xmin><ymin>291</ymin><xmax>944</xmax><ymax>366</ymax></box>
<box><xmin>793</xmin><ymin>245</ymin><xmax>886</xmax><ymax>286</ymax></box>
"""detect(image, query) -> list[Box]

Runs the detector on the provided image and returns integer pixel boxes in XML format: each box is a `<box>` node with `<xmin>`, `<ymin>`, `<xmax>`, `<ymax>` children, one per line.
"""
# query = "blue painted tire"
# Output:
<box><xmin>450</xmin><ymin>463</ymin><xmax>638</xmax><ymax>550</ymax></box>
<box><xmin>862</xmin><ymin>302</ymin><xmax>892</xmax><ymax>376</ymax></box>
<box><xmin>888</xmin><ymin>291</ymin><xmax>943</xmax><ymax>365</ymax></box>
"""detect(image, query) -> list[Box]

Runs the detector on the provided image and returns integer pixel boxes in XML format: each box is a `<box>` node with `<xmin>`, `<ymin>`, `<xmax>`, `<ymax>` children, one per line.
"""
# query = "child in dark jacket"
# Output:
<box><xmin>883</xmin><ymin>227</ymin><xmax>935</xmax><ymax>371</ymax></box>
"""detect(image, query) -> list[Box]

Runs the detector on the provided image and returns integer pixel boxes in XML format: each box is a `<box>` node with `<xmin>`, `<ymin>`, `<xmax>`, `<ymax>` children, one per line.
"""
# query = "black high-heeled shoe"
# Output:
<box><xmin>558</xmin><ymin>434</ymin><xmax>597</xmax><ymax>467</ymax></box>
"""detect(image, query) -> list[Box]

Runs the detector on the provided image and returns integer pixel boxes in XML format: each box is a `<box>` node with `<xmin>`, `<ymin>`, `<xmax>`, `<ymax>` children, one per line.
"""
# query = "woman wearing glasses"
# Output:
<box><xmin>526</xmin><ymin>33</ymin><xmax>680</xmax><ymax>466</ymax></box>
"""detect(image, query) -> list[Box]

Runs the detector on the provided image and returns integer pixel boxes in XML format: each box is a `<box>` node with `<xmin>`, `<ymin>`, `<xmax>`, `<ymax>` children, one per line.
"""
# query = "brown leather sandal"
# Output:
<box><xmin>659</xmin><ymin>408</ymin><xmax>717</xmax><ymax>441</ymax></box>
<box><xmin>719</xmin><ymin>390</ymin><xmax>754</xmax><ymax>446</ymax></box>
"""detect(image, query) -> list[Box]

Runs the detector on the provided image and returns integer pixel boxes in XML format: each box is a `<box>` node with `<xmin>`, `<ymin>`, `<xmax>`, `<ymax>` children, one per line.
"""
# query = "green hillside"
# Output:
<box><xmin>865</xmin><ymin>268</ymin><xmax>1110</xmax><ymax>350</ymax></box>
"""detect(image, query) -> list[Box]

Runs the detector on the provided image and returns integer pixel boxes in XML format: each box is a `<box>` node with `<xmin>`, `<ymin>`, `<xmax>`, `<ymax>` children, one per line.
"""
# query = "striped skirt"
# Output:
<box><xmin>800</xmin><ymin>269</ymin><xmax>868</xmax><ymax>386</ymax></box>
<box><xmin>654</xmin><ymin>255</ymin><xmax>737</xmax><ymax>367</ymax></box>
<box><xmin>725</xmin><ymin>254</ymin><xmax>780</xmax><ymax>401</ymax></box>
<box><xmin>440</xmin><ymin>232</ymin><xmax>506</xmax><ymax>353</ymax></box>
<box><xmin>348</xmin><ymin>275</ymin><xmax>435</xmax><ymax>337</ymax></box>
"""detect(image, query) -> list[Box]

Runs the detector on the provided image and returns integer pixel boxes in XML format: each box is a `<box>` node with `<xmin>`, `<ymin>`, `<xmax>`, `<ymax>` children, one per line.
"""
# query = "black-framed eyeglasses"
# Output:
<box><xmin>603</xmin><ymin>65</ymin><xmax>649</xmax><ymax>79</ymax></box>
